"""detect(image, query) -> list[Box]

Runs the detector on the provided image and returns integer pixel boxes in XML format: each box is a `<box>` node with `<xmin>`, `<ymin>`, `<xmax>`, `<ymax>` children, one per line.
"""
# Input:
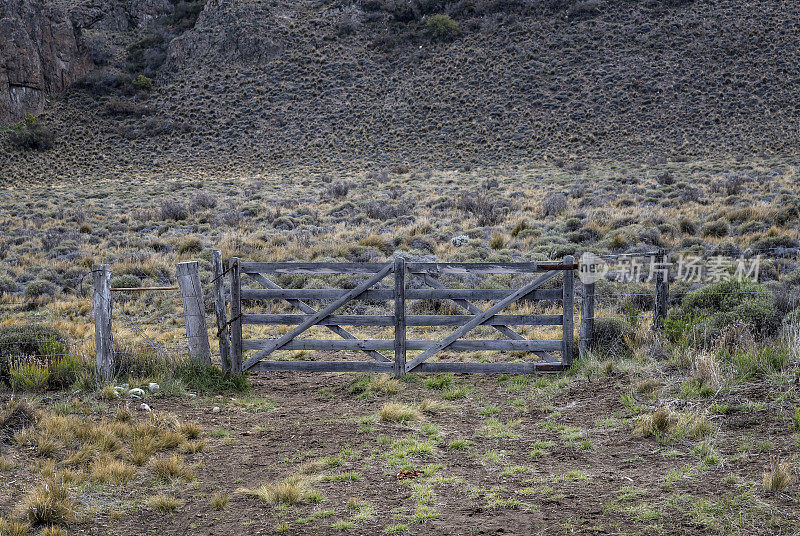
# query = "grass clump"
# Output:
<box><xmin>0</xmin><ymin>517</ymin><xmax>30</xmax><ymax>536</ymax></box>
<box><xmin>150</xmin><ymin>454</ymin><xmax>196</xmax><ymax>482</ymax></box>
<box><xmin>762</xmin><ymin>456</ymin><xmax>792</xmax><ymax>492</ymax></box>
<box><xmin>146</xmin><ymin>494</ymin><xmax>182</xmax><ymax>513</ymax></box>
<box><xmin>16</xmin><ymin>476</ymin><xmax>77</xmax><ymax>526</ymax></box>
<box><xmin>349</xmin><ymin>374</ymin><xmax>403</xmax><ymax>398</ymax></box>
<box><xmin>238</xmin><ymin>474</ymin><xmax>321</xmax><ymax>505</ymax></box>
<box><xmin>210</xmin><ymin>492</ymin><xmax>229</xmax><ymax>510</ymax></box>
<box><xmin>379</xmin><ymin>402</ymin><xmax>422</xmax><ymax>423</ymax></box>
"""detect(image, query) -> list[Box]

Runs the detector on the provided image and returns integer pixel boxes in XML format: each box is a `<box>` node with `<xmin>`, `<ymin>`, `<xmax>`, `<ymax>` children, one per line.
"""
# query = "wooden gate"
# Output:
<box><xmin>217</xmin><ymin>255</ymin><xmax>576</xmax><ymax>376</ymax></box>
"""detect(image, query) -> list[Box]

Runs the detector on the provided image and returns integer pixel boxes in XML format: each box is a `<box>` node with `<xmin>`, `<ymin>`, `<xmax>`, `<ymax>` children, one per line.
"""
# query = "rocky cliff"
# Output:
<box><xmin>0</xmin><ymin>0</ymin><xmax>90</xmax><ymax>124</ymax></box>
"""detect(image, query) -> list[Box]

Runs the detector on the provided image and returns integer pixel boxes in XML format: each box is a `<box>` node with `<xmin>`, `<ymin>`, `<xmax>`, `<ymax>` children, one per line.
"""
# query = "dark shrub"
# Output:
<box><xmin>591</xmin><ymin>318</ymin><xmax>634</xmax><ymax>356</ymax></box>
<box><xmin>542</xmin><ymin>192</ymin><xmax>567</xmax><ymax>217</ymax></box>
<box><xmin>668</xmin><ymin>278</ymin><xmax>782</xmax><ymax>346</ymax></box>
<box><xmin>190</xmin><ymin>193</ymin><xmax>218</xmax><ymax>211</ymax></box>
<box><xmin>24</xmin><ymin>280</ymin><xmax>56</xmax><ymax>299</ymax></box>
<box><xmin>160</xmin><ymin>201</ymin><xmax>189</xmax><ymax>221</ymax></box>
<box><xmin>132</xmin><ymin>74</ymin><xmax>153</xmax><ymax>91</ymax></box>
<box><xmin>105</xmin><ymin>98</ymin><xmax>153</xmax><ymax>117</ymax></box>
<box><xmin>178</xmin><ymin>236</ymin><xmax>203</xmax><ymax>254</ymax></box>
<box><xmin>7</xmin><ymin>115</ymin><xmax>55</xmax><ymax>150</ymax></box>
<box><xmin>457</xmin><ymin>193</ymin><xmax>508</xmax><ymax>225</ymax></box>
<box><xmin>701</xmin><ymin>219</ymin><xmax>729</xmax><ymax>238</ymax></box>
<box><xmin>327</xmin><ymin>181</ymin><xmax>352</xmax><ymax>198</ymax></box>
<box><xmin>110</xmin><ymin>274</ymin><xmax>141</xmax><ymax>289</ymax></box>
<box><xmin>0</xmin><ymin>276</ymin><xmax>17</xmax><ymax>296</ymax></box>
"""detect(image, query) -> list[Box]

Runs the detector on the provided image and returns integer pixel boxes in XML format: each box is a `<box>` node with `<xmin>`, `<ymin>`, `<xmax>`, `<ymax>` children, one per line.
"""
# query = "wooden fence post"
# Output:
<box><xmin>229</xmin><ymin>258</ymin><xmax>243</xmax><ymax>375</ymax></box>
<box><xmin>176</xmin><ymin>261</ymin><xmax>212</xmax><ymax>365</ymax></box>
<box><xmin>92</xmin><ymin>264</ymin><xmax>113</xmax><ymax>381</ymax></box>
<box><xmin>212</xmin><ymin>250</ymin><xmax>231</xmax><ymax>372</ymax></box>
<box><xmin>394</xmin><ymin>257</ymin><xmax>406</xmax><ymax>378</ymax></box>
<box><xmin>579</xmin><ymin>281</ymin><xmax>595</xmax><ymax>359</ymax></box>
<box><xmin>653</xmin><ymin>249</ymin><xmax>669</xmax><ymax>330</ymax></box>
<box><xmin>562</xmin><ymin>255</ymin><xmax>575</xmax><ymax>366</ymax></box>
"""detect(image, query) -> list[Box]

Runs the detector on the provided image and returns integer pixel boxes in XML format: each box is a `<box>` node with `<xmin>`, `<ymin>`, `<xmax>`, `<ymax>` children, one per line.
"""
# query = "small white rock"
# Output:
<box><xmin>128</xmin><ymin>388</ymin><xmax>146</xmax><ymax>398</ymax></box>
<box><xmin>187</xmin><ymin>393</ymin><xmax>197</xmax><ymax>398</ymax></box>
<box><xmin>212</xmin><ymin>406</ymin><xmax>221</xmax><ymax>413</ymax></box>
<box><xmin>148</xmin><ymin>382</ymin><xmax>160</xmax><ymax>393</ymax></box>
<box><xmin>451</xmin><ymin>235</ymin><xmax>470</xmax><ymax>247</ymax></box>
<box><xmin>139</xmin><ymin>403</ymin><xmax>151</xmax><ymax>412</ymax></box>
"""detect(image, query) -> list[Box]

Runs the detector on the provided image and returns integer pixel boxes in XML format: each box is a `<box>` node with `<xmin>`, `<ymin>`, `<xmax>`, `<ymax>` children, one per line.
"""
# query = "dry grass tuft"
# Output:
<box><xmin>178</xmin><ymin>421</ymin><xmax>202</xmax><ymax>439</ymax></box>
<box><xmin>145</xmin><ymin>494</ymin><xmax>182</xmax><ymax>514</ymax></box>
<box><xmin>15</xmin><ymin>476</ymin><xmax>77</xmax><ymax>526</ymax></box>
<box><xmin>38</xmin><ymin>525</ymin><xmax>66</xmax><ymax>536</ymax></box>
<box><xmin>379</xmin><ymin>403</ymin><xmax>422</xmax><ymax>423</ymax></box>
<box><xmin>693</xmin><ymin>352</ymin><xmax>722</xmax><ymax>388</ymax></box>
<box><xmin>418</xmin><ymin>398</ymin><xmax>453</xmax><ymax>414</ymax></box>
<box><xmin>762</xmin><ymin>456</ymin><xmax>793</xmax><ymax>492</ymax></box>
<box><xmin>150</xmin><ymin>454</ymin><xmax>195</xmax><ymax>482</ymax></box>
<box><xmin>210</xmin><ymin>492</ymin><xmax>229</xmax><ymax>510</ymax></box>
<box><xmin>1</xmin><ymin>400</ymin><xmax>40</xmax><ymax>440</ymax></box>
<box><xmin>0</xmin><ymin>517</ymin><xmax>30</xmax><ymax>536</ymax></box>
<box><xmin>90</xmin><ymin>454</ymin><xmax>135</xmax><ymax>485</ymax></box>
<box><xmin>238</xmin><ymin>475</ymin><xmax>319</xmax><ymax>505</ymax></box>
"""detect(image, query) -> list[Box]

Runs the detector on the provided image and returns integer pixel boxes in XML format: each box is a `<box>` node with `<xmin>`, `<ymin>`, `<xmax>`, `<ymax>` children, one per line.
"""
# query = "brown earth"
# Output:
<box><xmin>2</xmin><ymin>367</ymin><xmax>792</xmax><ymax>535</ymax></box>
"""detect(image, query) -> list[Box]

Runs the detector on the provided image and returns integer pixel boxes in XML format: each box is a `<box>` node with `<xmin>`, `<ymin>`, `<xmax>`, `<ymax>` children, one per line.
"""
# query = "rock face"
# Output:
<box><xmin>0</xmin><ymin>0</ymin><xmax>90</xmax><ymax>124</ymax></box>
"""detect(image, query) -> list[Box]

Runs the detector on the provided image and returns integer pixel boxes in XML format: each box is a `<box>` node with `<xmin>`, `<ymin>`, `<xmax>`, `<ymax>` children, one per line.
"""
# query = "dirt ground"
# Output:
<box><xmin>2</xmin><ymin>366</ymin><xmax>787</xmax><ymax>536</ymax></box>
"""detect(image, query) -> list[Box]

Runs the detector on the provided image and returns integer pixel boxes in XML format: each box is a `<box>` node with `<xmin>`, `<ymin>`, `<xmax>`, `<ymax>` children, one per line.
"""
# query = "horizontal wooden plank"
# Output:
<box><xmin>407</xmin><ymin>262</ymin><xmax>540</xmax><ymax>274</ymax></box>
<box><xmin>242</xmin><ymin>314</ymin><xmax>563</xmax><ymax>327</ymax></box>
<box><xmin>248</xmin><ymin>361</ymin><xmax>395</xmax><ymax>372</ymax></box>
<box><xmin>241</xmin><ymin>262</ymin><xmax>389</xmax><ymax>273</ymax></box>
<box><xmin>242</xmin><ymin>339</ymin><xmax>562</xmax><ymax>352</ymax></box>
<box><xmin>241</xmin><ymin>288</ymin><xmax>562</xmax><ymax>302</ymax></box>
<box><xmin>411</xmin><ymin>362</ymin><xmax>567</xmax><ymax>373</ymax></box>
<box><xmin>240</xmin><ymin>261</ymin><xmax>575</xmax><ymax>275</ymax></box>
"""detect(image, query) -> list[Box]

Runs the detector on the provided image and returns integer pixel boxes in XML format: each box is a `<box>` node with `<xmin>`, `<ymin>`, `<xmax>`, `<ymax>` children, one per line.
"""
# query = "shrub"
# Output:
<box><xmin>0</xmin><ymin>275</ymin><xmax>17</xmax><ymax>296</ymax></box>
<box><xmin>105</xmin><ymin>98</ymin><xmax>153</xmax><ymax>117</ymax></box>
<box><xmin>326</xmin><ymin>181</ymin><xmax>351</xmax><ymax>198</ymax></box>
<box><xmin>426</xmin><ymin>14</ymin><xmax>459</xmax><ymax>39</ymax></box>
<box><xmin>542</xmin><ymin>192</ymin><xmax>568</xmax><ymax>217</ymax></box>
<box><xmin>7</xmin><ymin>114</ymin><xmax>56</xmax><ymax>151</ymax></box>
<box><xmin>718</xmin><ymin>346</ymin><xmax>790</xmax><ymax>380</ymax></box>
<box><xmin>110</xmin><ymin>274</ymin><xmax>141</xmax><ymax>289</ymax></box>
<box><xmin>0</xmin><ymin>325</ymin><xmax>66</xmax><ymax>383</ymax></box>
<box><xmin>178</xmin><ymin>236</ymin><xmax>203</xmax><ymax>254</ymax></box>
<box><xmin>701</xmin><ymin>220</ymin><xmax>729</xmax><ymax>238</ymax></box>
<box><xmin>457</xmin><ymin>193</ymin><xmax>508</xmax><ymax>225</ymax></box>
<box><xmin>669</xmin><ymin>278</ymin><xmax>781</xmax><ymax>345</ymax></box>
<box><xmin>190</xmin><ymin>193</ymin><xmax>218</xmax><ymax>211</ymax></box>
<box><xmin>160</xmin><ymin>201</ymin><xmax>189</xmax><ymax>221</ymax></box>
<box><xmin>9</xmin><ymin>360</ymin><xmax>49</xmax><ymax>391</ymax></box>
<box><xmin>24</xmin><ymin>280</ymin><xmax>56</xmax><ymax>299</ymax></box>
<box><xmin>590</xmin><ymin>318</ymin><xmax>635</xmax><ymax>356</ymax></box>
<box><xmin>132</xmin><ymin>74</ymin><xmax>153</xmax><ymax>91</ymax></box>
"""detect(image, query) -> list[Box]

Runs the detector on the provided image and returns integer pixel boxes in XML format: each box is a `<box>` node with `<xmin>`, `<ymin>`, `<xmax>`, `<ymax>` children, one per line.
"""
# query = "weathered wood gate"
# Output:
<box><xmin>215</xmin><ymin>255</ymin><xmax>576</xmax><ymax>376</ymax></box>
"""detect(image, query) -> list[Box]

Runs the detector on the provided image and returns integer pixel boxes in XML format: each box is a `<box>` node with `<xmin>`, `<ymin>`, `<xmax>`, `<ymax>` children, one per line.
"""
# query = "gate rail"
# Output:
<box><xmin>217</xmin><ymin>255</ymin><xmax>576</xmax><ymax>376</ymax></box>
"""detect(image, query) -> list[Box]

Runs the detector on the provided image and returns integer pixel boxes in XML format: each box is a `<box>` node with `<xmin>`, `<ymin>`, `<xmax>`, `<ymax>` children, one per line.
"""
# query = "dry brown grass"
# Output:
<box><xmin>15</xmin><ymin>476</ymin><xmax>77</xmax><ymax>526</ymax></box>
<box><xmin>762</xmin><ymin>456</ymin><xmax>793</xmax><ymax>492</ymax></box>
<box><xmin>238</xmin><ymin>474</ymin><xmax>320</xmax><ymax>505</ymax></box>
<box><xmin>150</xmin><ymin>454</ymin><xmax>196</xmax><ymax>482</ymax></box>
<box><xmin>378</xmin><ymin>403</ymin><xmax>422</xmax><ymax>423</ymax></box>
<box><xmin>145</xmin><ymin>494</ymin><xmax>182</xmax><ymax>514</ymax></box>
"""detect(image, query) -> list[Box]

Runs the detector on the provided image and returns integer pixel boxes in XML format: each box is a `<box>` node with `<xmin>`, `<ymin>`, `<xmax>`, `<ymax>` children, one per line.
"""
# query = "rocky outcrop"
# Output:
<box><xmin>0</xmin><ymin>0</ymin><xmax>91</xmax><ymax>124</ymax></box>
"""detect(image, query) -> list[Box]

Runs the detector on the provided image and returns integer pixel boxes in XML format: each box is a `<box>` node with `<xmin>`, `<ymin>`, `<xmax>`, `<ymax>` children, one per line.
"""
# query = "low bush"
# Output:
<box><xmin>0</xmin><ymin>325</ymin><xmax>67</xmax><ymax>384</ymax></box>
<box><xmin>160</xmin><ymin>201</ymin><xmax>189</xmax><ymax>221</ymax></box>
<box><xmin>132</xmin><ymin>74</ymin><xmax>153</xmax><ymax>91</ymax></box>
<box><xmin>0</xmin><ymin>275</ymin><xmax>16</xmax><ymax>295</ymax></box>
<box><xmin>7</xmin><ymin>114</ymin><xmax>56</xmax><ymax>151</ymax></box>
<box><xmin>24</xmin><ymin>279</ymin><xmax>56</xmax><ymax>299</ymax></box>
<box><xmin>668</xmin><ymin>278</ymin><xmax>782</xmax><ymax>346</ymax></box>
<box><xmin>426</xmin><ymin>14</ymin><xmax>459</xmax><ymax>39</ymax></box>
<box><xmin>178</xmin><ymin>236</ymin><xmax>203</xmax><ymax>254</ymax></box>
<box><xmin>717</xmin><ymin>346</ymin><xmax>791</xmax><ymax>380</ymax></box>
<box><xmin>590</xmin><ymin>318</ymin><xmax>635</xmax><ymax>356</ymax></box>
<box><xmin>110</xmin><ymin>274</ymin><xmax>141</xmax><ymax>289</ymax></box>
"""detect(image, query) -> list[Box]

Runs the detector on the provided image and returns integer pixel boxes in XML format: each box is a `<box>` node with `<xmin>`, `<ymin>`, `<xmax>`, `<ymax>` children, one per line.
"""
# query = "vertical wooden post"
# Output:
<box><xmin>229</xmin><ymin>258</ymin><xmax>243</xmax><ymax>375</ymax></box>
<box><xmin>562</xmin><ymin>255</ymin><xmax>575</xmax><ymax>366</ymax></box>
<box><xmin>92</xmin><ymin>264</ymin><xmax>114</xmax><ymax>381</ymax></box>
<box><xmin>579</xmin><ymin>281</ymin><xmax>595</xmax><ymax>359</ymax></box>
<box><xmin>176</xmin><ymin>261</ymin><xmax>212</xmax><ymax>365</ymax></box>
<box><xmin>212</xmin><ymin>250</ymin><xmax>231</xmax><ymax>372</ymax></box>
<box><xmin>393</xmin><ymin>257</ymin><xmax>406</xmax><ymax>378</ymax></box>
<box><xmin>653</xmin><ymin>248</ymin><xmax>669</xmax><ymax>331</ymax></box>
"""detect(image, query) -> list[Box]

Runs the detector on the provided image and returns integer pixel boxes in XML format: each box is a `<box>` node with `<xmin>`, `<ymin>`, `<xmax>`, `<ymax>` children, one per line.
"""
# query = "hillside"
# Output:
<box><xmin>2</xmin><ymin>0</ymin><xmax>800</xmax><ymax>180</ymax></box>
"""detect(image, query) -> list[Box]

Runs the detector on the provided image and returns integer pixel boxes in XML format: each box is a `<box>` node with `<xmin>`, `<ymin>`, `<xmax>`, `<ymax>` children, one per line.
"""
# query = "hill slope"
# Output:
<box><xmin>2</xmin><ymin>0</ymin><xmax>799</xmax><ymax>179</ymax></box>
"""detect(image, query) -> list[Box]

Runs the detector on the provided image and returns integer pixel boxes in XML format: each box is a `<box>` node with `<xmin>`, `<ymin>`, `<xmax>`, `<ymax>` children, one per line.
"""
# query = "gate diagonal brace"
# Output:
<box><xmin>405</xmin><ymin>270</ymin><xmax>561</xmax><ymax>372</ymax></box>
<box><xmin>242</xmin><ymin>264</ymin><xmax>394</xmax><ymax>370</ymax></box>
<box><xmin>243</xmin><ymin>272</ymin><xmax>391</xmax><ymax>363</ymax></box>
<box><xmin>421</xmin><ymin>274</ymin><xmax>558</xmax><ymax>363</ymax></box>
